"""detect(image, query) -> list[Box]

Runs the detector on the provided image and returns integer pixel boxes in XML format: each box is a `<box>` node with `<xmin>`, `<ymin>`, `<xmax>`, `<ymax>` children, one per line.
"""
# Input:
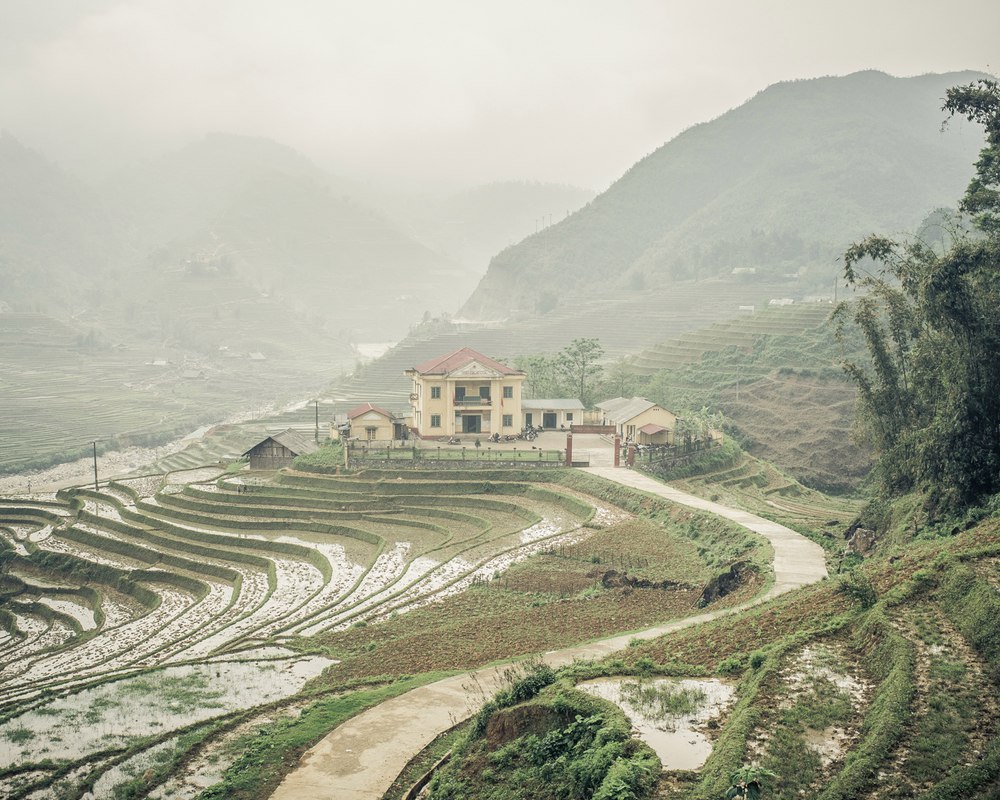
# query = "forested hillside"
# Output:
<box><xmin>461</xmin><ymin>71</ymin><xmax>986</xmax><ymax>320</ymax></box>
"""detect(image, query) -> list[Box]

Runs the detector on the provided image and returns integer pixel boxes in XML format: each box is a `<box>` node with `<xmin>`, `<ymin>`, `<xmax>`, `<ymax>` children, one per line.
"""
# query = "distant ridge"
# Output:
<box><xmin>459</xmin><ymin>70</ymin><xmax>986</xmax><ymax>321</ymax></box>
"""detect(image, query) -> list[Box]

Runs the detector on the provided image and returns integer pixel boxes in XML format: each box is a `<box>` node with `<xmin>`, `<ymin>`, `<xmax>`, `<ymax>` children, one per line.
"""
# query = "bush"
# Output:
<box><xmin>836</xmin><ymin>569</ymin><xmax>878</xmax><ymax>609</ymax></box>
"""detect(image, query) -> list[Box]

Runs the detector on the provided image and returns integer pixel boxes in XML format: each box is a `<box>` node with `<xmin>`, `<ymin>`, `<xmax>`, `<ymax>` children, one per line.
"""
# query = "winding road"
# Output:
<box><xmin>270</xmin><ymin>467</ymin><xmax>828</xmax><ymax>800</ymax></box>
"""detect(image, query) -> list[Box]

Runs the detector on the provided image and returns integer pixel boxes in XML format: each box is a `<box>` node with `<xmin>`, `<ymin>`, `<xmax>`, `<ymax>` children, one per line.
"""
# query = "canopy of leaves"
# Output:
<box><xmin>836</xmin><ymin>79</ymin><xmax>1000</xmax><ymax>512</ymax></box>
<box><xmin>514</xmin><ymin>338</ymin><xmax>605</xmax><ymax>407</ymax></box>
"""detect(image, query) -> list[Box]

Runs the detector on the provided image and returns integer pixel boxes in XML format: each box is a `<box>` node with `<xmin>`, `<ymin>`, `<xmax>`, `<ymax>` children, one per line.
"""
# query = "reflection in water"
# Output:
<box><xmin>578</xmin><ymin>677</ymin><xmax>735</xmax><ymax>770</ymax></box>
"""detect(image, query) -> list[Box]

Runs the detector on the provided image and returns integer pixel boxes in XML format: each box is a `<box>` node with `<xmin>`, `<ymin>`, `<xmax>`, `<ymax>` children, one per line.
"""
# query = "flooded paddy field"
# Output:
<box><xmin>0</xmin><ymin>462</ymin><xmax>619</xmax><ymax>797</ymax></box>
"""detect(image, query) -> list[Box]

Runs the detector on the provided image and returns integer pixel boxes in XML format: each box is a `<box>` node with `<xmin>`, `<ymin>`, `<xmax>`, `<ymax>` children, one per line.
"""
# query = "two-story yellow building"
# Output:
<box><xmin>405</xmin><ymin>347</ymin><xmax>526</xmax><ymax>438</ymax></box>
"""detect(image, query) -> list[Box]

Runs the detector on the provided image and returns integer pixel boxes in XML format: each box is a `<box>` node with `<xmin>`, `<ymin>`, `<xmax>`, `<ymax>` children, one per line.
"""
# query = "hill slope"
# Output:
<box><xmin>460</xmin><ymin>71</ymin><xmax>986</xmax><ymax>320</ymax></box>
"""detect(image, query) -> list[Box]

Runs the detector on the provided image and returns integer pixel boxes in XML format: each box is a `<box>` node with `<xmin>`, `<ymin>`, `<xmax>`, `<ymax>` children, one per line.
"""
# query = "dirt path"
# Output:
<box><xmin>270</xmin><ymin>467</ymin><xmax>829</xmax><ymax>800</ymax></box>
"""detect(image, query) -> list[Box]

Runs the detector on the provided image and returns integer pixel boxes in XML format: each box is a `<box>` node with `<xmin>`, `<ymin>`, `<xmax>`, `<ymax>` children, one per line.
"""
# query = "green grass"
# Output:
<box><xmin>618</xmin><ymin>679</ymin><xmax>706</xmax><ymax>720</ymax></box>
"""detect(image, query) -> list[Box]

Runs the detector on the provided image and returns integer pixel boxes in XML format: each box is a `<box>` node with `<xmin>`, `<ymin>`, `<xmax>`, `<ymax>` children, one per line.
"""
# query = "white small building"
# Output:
<box><xmin>522</xmin><ymin>399</ymin><xmax>585</xmax><ymax>430</ymax></box>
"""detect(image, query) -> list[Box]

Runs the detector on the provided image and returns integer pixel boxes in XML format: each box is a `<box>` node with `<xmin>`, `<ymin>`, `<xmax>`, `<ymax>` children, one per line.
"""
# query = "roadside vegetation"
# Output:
<box><xmin>406</xmin><ymin>78</ymin><xmax>1000</xmax><ymax>800</ymax></box>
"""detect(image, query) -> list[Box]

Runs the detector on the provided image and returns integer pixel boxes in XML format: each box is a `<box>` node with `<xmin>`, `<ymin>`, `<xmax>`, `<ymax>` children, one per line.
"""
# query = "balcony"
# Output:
<box><xmin>454</xmin><ymin>396</ymin><xmax>491</xmax><ymax>406</ymax></box>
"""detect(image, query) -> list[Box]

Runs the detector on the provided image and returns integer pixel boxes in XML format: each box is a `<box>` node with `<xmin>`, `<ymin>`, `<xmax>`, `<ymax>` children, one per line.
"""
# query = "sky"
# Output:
<box><xmin>0</xmin><ymin>0</ymin><xmax>997</xmax><ymax>191</ymax></box>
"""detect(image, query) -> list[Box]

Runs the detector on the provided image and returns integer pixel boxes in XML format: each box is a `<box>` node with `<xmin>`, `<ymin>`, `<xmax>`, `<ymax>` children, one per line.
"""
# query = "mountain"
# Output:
<box><xmin>101</xmin><ymin>134</ymin><xmax>475</xmax><ymax>342</ymax></box>
<box><xmin>0</xmin><ymin>133</ymin><xmax>484</xmax><ymax>472</ymax></box>
<box><xmin>459</xmin><ymin>71</ymin><xmax>987</xmax><ymax>320</ymax></box>
<box><xmin>0</xmin><ymin>132</ymin><xmax>123</xmax><ymax>313</ymax></box>
<box><xmin>367</xmin><ymin>181</ymin><xmax>596</xmax><ymax>276</ymax></box>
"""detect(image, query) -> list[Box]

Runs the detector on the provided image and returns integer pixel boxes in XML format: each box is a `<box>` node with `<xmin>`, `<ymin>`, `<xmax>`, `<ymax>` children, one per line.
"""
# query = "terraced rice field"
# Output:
<box><xmin>626</xmin><ymin>304</ymin><xmax>835</xmax><ymax>375</ymax></box>
<box><xmin>0</xmin><ymin>465</ymin><xmax>604</xmax><ymax>797</ymax></box>
<box><xmin>662</xmin><ymin>451</ymin><xmax>862</xmax><ymax>552</ymax></box>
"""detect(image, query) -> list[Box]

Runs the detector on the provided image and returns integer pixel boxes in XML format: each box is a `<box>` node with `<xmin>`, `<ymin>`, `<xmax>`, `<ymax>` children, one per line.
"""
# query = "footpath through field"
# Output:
<box><xmin>270</xmin><ymin>468</ymin><xmax>828</xmax><ymax>800</ymax></box>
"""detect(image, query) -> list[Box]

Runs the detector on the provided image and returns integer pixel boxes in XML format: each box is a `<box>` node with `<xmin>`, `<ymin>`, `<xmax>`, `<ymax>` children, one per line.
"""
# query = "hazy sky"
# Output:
<box><xmin>1</xmin><ymin>0</ymin><xmax>996</xmax><ymax>190</ymax></box>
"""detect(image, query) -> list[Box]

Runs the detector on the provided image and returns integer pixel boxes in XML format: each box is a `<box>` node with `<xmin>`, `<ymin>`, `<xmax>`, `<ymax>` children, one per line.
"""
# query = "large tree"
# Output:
<box><xmin>836</xmin><ymin>79</ymin><xmax>1000</xmax><ymax>511</ymax></box>
<box><xmin>557</xmin><ymin>338</ymin><xmax>605</xmax><ymax>407</ymax></box>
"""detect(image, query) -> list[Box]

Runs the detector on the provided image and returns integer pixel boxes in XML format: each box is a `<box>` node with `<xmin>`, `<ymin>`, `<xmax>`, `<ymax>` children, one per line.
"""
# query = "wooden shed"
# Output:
<box><xmin>242</xmin><ymin>429</ymin><xmax>319</xmax><ymax>470</ymax></box>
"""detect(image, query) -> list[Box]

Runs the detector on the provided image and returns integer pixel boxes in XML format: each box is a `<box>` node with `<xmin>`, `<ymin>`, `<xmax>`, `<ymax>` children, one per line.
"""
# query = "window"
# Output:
<box><xmin>430</xmin><ymin>414</ymin><xmax>441</xmax><ymax>428</ymax></box>
<box><xmin>365</xmin><ymin>427</ymin><xmax>377</xmax><ymax>441</ymax></box>
<box><xmin>502</xmin><ymin>414</ymin><xmax>513</xmax><ymax>427</ymax></box>
<box><xmin>566</xmin><ymin>413</ymin><xmax>574</xmax><ymax>422</ymax></box>
<box><xmin>479</xmin><ymin>386</ymin><xmax>490</xmax><ymax>399</ymax></box>
<box><xmin>430</xmin><ymin>386</ymin><xmax>441</xmax><ymax>399</ymax></box>
<box><xmin>503</xmin><ymin>386</ymin><xmax>513</xmax><ymax>399</ymax></box>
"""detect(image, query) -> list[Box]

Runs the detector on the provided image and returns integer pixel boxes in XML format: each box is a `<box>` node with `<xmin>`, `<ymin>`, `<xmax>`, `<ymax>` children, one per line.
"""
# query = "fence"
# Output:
<box><xmin>632</xmin><ymin>437</ymin><xmax>722</xmax><ymax>470</ymax></box>
<box><xmin>347</xmin><ymin>442</ymin><xmax>565</xmax><ymax>468</ymax></box>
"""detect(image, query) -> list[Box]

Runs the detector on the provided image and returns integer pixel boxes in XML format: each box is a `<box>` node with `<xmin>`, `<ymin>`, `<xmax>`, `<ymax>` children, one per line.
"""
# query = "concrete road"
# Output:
<box><xmin>270</xmin><ymin>466</ymin><xmax>828</xmax><ymax>800</ymax></box>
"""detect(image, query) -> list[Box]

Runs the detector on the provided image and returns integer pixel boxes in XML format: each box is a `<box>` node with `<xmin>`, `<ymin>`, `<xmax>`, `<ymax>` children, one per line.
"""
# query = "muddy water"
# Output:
<box><xmin>0</xmin><ymin>651</ymin><xmax>334</xmax><ymax>764</ymax></box>
<box><xmin>577</xmin><ymin>677</ymin><xmax>735</xmax><ymax>770</ymax></box>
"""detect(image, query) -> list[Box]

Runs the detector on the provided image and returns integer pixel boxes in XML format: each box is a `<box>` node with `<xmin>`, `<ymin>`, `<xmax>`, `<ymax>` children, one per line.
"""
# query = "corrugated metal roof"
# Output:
<box><xmin>601</xmin><ymin>397</ymin><xmax>656</xmax><ymax>424</ymax></box>
<box><xmin>522</xmin><ymin>398</ymin><xmax>585</xmax><ymax>411</ymax></box>
<box><xmin>242</xmin><ymin>428</ymin><xmax>319</xmax><ymax>457</ymax></box>
<box><xmin>596</xmin><ymin>396</ymin><xmax>631</xmax><ymax>414</ymax></box>
<box><xmin>638</xmin><ymin>423</ymin><xmax>668</xmax><ymax>435</ymax></box>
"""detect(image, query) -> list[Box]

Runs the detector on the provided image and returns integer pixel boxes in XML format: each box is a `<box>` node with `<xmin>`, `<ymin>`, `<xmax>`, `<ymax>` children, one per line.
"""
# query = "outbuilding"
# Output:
<box><xmin>521</xmin><ymin>399</ymin><xmax>585</xmax><ymax>430</ymax></box>
<box><xmin>344</xmin><ymin>402</ymin><xmax>406</xmax><ymax>443</ymax></box>
<box><xmin>596</xmin><ymin>397</ymin><xmax>678</xmax><ymax>444</ymax></box>
<box><xmin>242</xmin><ymin>429</ymin><xmax>319</xmax><ymax>470</ymax></box>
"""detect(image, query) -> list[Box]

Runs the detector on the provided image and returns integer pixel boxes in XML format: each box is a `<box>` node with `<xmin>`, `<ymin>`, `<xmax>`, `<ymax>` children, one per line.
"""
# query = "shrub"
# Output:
<box><xmin>836</xmin><ymin>568</ymin><xmax>878</xmax><ymax>609</ymax></box>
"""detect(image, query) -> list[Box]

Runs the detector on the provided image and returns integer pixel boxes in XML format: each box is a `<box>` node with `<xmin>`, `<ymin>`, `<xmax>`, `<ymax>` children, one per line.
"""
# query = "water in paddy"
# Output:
<box><xmin>0</xmin><ymin>650</ymin><xmax>333</xmax><ymax>764</ymax></box>
<box><xmin>578</xmin><ymin>677</ymin><xmax>735</xmax><ymax>770</ymax></box>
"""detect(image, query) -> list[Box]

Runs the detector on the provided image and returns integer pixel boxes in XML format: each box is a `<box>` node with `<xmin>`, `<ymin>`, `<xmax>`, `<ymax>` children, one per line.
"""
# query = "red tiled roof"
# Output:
<box><xmin>409</xmin><ymin>347</ymin><xmax>522</xmax><ymax>376</ymax></box>
<box><xmin>638</xmin><ymin>423</ymin><xmax>669</xmax><ymax>435</ymax></box>
<box><xmin>347</xmin><ymin>402</ymin><xmax>394</xmax><ymax>420</ymax></box>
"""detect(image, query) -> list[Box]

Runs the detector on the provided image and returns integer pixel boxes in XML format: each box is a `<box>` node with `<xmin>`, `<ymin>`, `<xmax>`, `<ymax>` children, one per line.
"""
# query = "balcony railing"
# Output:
<box><xmin>454</xmin><ymin>396</ymin><xmax>491</xmax><ymax>405</ymax></box>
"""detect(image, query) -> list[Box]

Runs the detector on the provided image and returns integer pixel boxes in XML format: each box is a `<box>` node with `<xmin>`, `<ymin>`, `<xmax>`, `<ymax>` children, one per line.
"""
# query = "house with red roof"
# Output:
<box><xmin>404</xmin><ymin>347</ymin><xmax>526</xmax><ymax>438</ymax></box>
<box><xmin>341</xmin><ymin>402</ymin><xmax>404</xmax><ymax>443</ymax></box>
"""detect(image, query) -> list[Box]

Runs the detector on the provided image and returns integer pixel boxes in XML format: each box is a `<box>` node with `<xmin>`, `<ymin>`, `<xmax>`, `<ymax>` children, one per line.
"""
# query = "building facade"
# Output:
<box><xmin>405</xmin><ymin>347</ymin><xmax>526</xmax><ymax>438</ymax></box>
<box><xmin>345</xmin><ymin>403</ymin><xmax>400</xmax><ymax>442</ymax></box>
<box><xmin>521</xmin><ymin>399</ymin><xmax>585</xmax><ymax>430</ymax></box>
<box><xmin>597</xmin><ymin>397</ymin><xmax>678</xmax><ymax>444</ymax></box>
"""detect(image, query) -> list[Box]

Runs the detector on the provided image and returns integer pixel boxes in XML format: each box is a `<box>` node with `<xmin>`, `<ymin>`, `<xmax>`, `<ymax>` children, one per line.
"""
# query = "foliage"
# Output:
<box><xmin>945</xmin><ymin>79</ymin><xmax>1000</xmax><ymax>235</ymax></box>
<box><xmin>430</xmin><ymin>684</ymin><xmax>658</xmax><ymax>800</ymax></box>
<box><xmin>291</xmin><ymin>442</ymin><xmax>343</xmax><ymax>469</ymax></box>
<box><xmin>835</xmin><ymin>79</ymin><xmax>1000</xmax><ymax>511</ymax></box>
<box><xmin>725</xmin><ymin>766</ymin><xmax>777</xmax><ymax>800</ymax></box>
<box><xmin>514</xmin><ymin>337</ymin><xmax>605</xmax><ymax>406</ymax></box>
<box><xmin>558</xmin><ymin>338</ymin><xmax>605</xmax><ymax>407</ymax></box>
<box><xmin>835</xmin><ymin>569</ymin><xmax>878</xmax><ymax>610</ymax></box>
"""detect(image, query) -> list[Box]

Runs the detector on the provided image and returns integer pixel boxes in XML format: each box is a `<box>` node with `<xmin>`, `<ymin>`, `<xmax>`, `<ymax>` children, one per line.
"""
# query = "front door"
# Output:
<box><xmin>462</xmin><ymin>414</ymin><xmax>481</xmax><ymax>434</ymax></box>
<box><xmin>525</xmin><ymin>413</ymin><xmax>533</xmax><ymax>428</ymax></box>
<box><xmin>542</xmin><ymin>412</ymin><xmax>557</xmax><ymax>428</ymax></box>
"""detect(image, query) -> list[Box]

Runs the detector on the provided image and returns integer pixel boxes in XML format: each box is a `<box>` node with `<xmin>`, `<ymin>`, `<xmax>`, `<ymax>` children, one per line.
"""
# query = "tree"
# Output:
<box><xmin>513</xmin><ymin>353</ymin><xmax>564</xmax><ymax>399</ymax></box>
<box><xmin>558</xmin><ymin>338</ymin><xmax>605</xmax><ymax>407</ymax></box>
<box><xmin>945</xmin><ymin>79</ymin><xmax>1000</xmax><ymax>235</ymax></box>
<box><xmin>835</xmin><ymin>79</ymin><xmax>1000</xmax><ymax>511</ymax></box>
<box><xmin>601</xmin><ymin>356</ymin><xmax>637</xmax><ymax>399</ymax></box>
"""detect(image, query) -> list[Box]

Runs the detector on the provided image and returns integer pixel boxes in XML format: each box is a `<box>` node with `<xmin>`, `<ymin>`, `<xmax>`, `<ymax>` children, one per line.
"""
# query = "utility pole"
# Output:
<box><xmin>92</xmin><ymin>441</ymin><xmax>99</xmax><ymax>490</ymax></box>
<box><xmin>315</xmin><ymin>399</ymin><xmax>319</xmax><ymax>443</ymax></box>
